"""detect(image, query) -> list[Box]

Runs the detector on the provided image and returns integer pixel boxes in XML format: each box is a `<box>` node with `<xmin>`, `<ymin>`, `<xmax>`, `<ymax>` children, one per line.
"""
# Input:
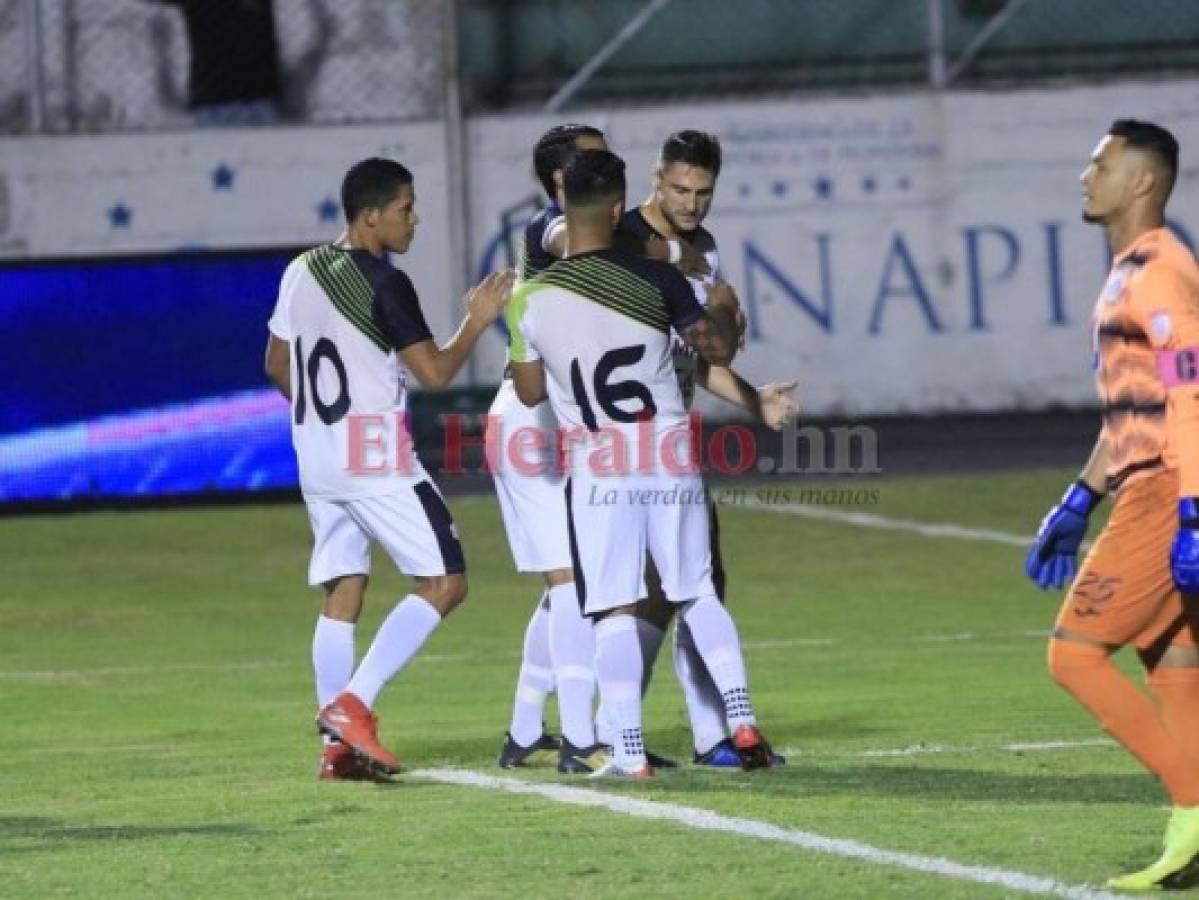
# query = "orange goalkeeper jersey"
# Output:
<box><xmin>1094</xmin><ymin>227</ymin><xmax>1199</xmax><ymax>494</ymax></box>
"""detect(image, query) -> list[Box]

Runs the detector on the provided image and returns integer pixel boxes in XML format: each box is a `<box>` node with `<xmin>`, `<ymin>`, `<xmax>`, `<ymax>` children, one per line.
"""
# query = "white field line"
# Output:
<box><xmin>413</xmin><ymin>768</ymin><xmax>1119</xmax><ymax>900</ymax></box>
<box><xmin>0</xmin><ymin>632</ymin><xmax>1051</xmax><ymax>681</ymax></box>
<box><xmin>0</xmin><ymin>651</ymin><xmax>474</xmax><ymax>681</ymax></box>
<box><xmin>741</xmin><ymin>500</ymin><xmax>1035</xmax><ymax>548</ymax></box>
<box><xmin>839</xmin><ymin>738</ymin><xmax>1115</xmax><ymax>759</ymax></box>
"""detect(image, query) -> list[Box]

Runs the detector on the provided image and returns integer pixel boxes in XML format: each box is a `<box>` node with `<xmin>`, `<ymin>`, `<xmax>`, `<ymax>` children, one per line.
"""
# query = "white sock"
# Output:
<box><xmin>313</xmin><ymin>615</ymin><xmax>356</xmax><ymax>708</ymax></box>
<box><xmin>636</xmin><ymin>618</ymin><xmax>666</xmax><ymax>696</ymax></box>
<box><xmin>596</xmin><ymin>617</ymin><xmax>666</xmax><ymax>745</ymax></box>
<box><xmin>548</xmin><ymin>582</ymin><xmax>597</xmax><ymax>748</ymax></box>
<box><xmin>509</xmin><ymin>593</ymin><xmax>554</xmax><ymax>747</ymax></box>
<box><xmin>681</xmin><ymin>595</ymin><xmax>756</xmax><ymax>731</ymax></box>
<box><xmin>673</xmin><ymin>617</ymin><xmax>729</xmax><ymax>754</ymax></box>
<box><xmin>594</xmin><ymin>615</ymin><xmax>646</xmax><ymax>770</ymax></box>
<box><xmin>346</xmin><ymin>595</ymin><xmax>442</xmax><ymax>708</ymax></box>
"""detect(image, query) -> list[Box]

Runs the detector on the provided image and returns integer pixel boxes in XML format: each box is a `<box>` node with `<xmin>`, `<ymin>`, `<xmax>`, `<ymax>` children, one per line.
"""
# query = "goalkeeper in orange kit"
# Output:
<box><xmin>1026</xmin><ymin>119</ymin><xmax>1199</xmax><ymax>891</ymax></box>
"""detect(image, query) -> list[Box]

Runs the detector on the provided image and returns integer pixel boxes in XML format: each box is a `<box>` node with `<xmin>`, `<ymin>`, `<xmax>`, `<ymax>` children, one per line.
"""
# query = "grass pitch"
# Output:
<box><xmin>0</xmin><ymin>470</ymin><xmax>1177</xmax><ymax>898</ymax></box>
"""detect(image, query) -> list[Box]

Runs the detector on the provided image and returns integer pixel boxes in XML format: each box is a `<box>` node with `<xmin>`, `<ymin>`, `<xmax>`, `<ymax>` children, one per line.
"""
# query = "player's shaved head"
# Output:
<box><xmin>341</xmin><ymin>158</ymin><xmax>413</xmax><ymax>223</ymax></box>
<box><xmin>564</xmin><ymin>150</ymin><xmax>626</xmax><ymax>213</ymax></box>
<box><xmin>1109</xmin><ymin>119</ymin><xmax>1179</xmax><ymax>202</ymax></box>
<box><xmin>534</xmin><ymin>124</ymin><xmax>607</xmax><ymax>198</ymax></box>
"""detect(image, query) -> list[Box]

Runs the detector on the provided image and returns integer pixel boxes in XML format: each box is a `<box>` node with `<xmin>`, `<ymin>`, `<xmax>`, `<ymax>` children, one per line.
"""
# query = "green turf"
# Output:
<box><xmin>0</xmin><ymin>469</ymin><xmax>1181</xmax><ymax>897</ymax></box>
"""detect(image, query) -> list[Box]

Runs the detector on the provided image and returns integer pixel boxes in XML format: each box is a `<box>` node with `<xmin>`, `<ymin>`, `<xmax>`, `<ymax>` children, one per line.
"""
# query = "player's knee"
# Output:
<box><xmin>1047</xmin><ymin>636</ymin><xmax>1106</xmax><ymax>688</ymax></box>
<box><xmin>322</xmin><ymin>575</ymin><xmax>367</xmax><ymax>622</ymax></box>
<box><xmin>418</xmin><ymin>573</ymin><xmax>468</xmax><ymax>615</ymax></box>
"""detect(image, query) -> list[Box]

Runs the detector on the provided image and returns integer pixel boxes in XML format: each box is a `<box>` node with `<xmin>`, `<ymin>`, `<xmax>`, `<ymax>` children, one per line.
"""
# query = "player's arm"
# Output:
<box><xmin>1077</xmin><ymin>433</ymin><xmax>1109</xmax><ymax>494</ymax></box>
<box><xmin>697</xmin><ymin>361</ymin><xmax>798</xmax><ymax>431</ymax></box>
<box><xmin>643</xmin><ymin>236</ymin><xmax>711</xmax><ymax>278</ymax></box>
<box><xmin>264</xmin><ymin>268</ymin><xmax>296</xmax><ymax>400</ymax></box>
<box><xmin>264</xmin><ymin>334</ymin><xmax>292</xmax><ymax>400</ymax></box>
<box><xmin>543</xmin><ymin>217</ymin><xmax>568</xmax><ymax>260</ymax></box>
<box><xmin>505</xmin><ymin>282</ymin><xmax>546</xmax><ymax>406</ymax></box>
<box><xmin>661</xmin><ymin>264</ymin><xmax>738</xmax><ymax>367</ymax></box>
<box><xmin>613</xmin><ymin>217</ymin><xmax>711</xmax><ymax>278</ymax></box>
<box><xmin>510</xmin><ymin>361</ymin><xmax>547</xmax><ymax>407</ymax></box>
<box><xmin>398</xmin><ymin>270</ymin><xmax>514</xmax><ymax>391</ymax></box>
<box><xmin>1133</xmin><ymin>267</ymin><xmax>1199</xmax><ymax>591</ymax></box>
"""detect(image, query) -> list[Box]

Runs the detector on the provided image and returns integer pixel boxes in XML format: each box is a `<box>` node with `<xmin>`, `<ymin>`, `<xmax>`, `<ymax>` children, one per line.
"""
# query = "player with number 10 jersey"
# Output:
<box><xmin>266</xmin><ymin>157</ymin><xmax>512</xmax><ymax>780</ymax></box>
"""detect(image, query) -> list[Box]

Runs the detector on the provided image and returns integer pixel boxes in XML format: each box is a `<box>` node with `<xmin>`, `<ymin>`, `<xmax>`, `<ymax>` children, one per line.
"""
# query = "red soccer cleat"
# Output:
<box><xmin>316</xmin><ymin>692</ymin><xmax>403</xmax><ymax>775</ymax></box>
<box><xmin>732</xmin><ymin>724</ymin><xmax>776</xmax><ymax>770</ymax></box>
<box><xmin>317</xmin><ymin>741</ymin><xmax>397</xmax><ymax>783</ymax></box>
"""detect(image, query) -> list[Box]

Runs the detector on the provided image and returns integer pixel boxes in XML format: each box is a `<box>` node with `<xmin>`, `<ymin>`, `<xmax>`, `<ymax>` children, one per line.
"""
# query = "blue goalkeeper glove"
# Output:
<box><xmin>1171</xmin><ymin>498</ymin><xmax>1199</xmax><ymax>593</ymax></box>
<box><xmin>1025</xmin><ymin>481</ymin><xmax>1102</xmax><ymax>590</ymax></box>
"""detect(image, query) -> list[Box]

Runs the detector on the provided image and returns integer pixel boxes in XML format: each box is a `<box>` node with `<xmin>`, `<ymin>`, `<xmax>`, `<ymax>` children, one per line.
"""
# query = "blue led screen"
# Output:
<box><xmin>0</xmin><ymin>251</ymin><xmax>303</xmax><ymax>503</ymax></box>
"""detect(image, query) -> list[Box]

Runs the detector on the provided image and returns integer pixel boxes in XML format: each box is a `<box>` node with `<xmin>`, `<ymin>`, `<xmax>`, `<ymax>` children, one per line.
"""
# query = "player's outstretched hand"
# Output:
<box><xmin>677</xmin><ymin>241</ymin><xmax>712</xmax><ymax>278</ymax></box>
<box><xmin>759</xmin><ymin>381</ymin><xmax>799</xmax><ymax>431</ymax></box>
<box><xmin>467</xmin><ymin>269</ymin><xmax>515</xmax><ymax>327</ymax></box>
<box><xmin>1170</xmin><ymin>499</ymin><xmax>1199</xmax><ymax>593</ymax></box>
<box><xmin>1024</xmin><ymin>481</ymin><xmax>1101</xmax><ymax>590</ymax></box>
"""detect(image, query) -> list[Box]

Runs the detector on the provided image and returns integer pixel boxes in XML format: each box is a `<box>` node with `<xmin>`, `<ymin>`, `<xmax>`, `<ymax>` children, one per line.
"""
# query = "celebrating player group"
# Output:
<box><xmin>264</xmin><ymin>111</ymin><xmax>1199</xmax><ymax>889</ymax></box>
<box><xmin>265</xmin><ymin>124</ymin><xmax>797</xmax><ymax>783</ymax></box>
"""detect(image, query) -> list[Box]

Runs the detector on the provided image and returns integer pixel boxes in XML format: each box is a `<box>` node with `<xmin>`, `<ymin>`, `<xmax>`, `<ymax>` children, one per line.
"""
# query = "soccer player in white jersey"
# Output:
<box><xmin>492</xmin><ymin>124</ymin><xmax>613</xmax><ymax>773</ymax></box>
<box><xmin>612</xmin><ymin>130</ymin><xmax>796</xmax><ymax>767</ymax></box>
<box><xmin>508</xmin><ymin>149</ymin><xmax>774</xmax><ymax>777</ymax></box>
<box><xmin>495</xmin><ymin>125</ymin><xmax>707</xmax><ymax>773</ymax></box>
<box><xmin>264</xmin><ymin>158</ymin><xmax>513</xmax><ymax>778</ymax></box>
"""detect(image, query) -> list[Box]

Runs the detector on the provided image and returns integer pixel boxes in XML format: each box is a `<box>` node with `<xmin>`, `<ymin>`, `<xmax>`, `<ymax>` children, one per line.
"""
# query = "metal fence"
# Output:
<box><xmin>5</xmin><ymin>0</ymin><xmax>1199</xmax><ymax>134</ymax></box>
<box><xmin>7</xmin><ymin>0</ymin><xmax>445</xmax><ymax>134</ymax></box>
<box><xmin>459</xmin><ymin>0</ymin><xmax>1199</xmax><ymax>112</ymax></box>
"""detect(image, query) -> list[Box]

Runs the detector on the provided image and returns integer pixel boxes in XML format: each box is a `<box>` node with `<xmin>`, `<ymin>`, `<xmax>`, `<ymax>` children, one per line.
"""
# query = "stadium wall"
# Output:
<box><xmin>7</xmin><ymin>78</ymin><xmax>1199</xmax><ymax>418</ymax></box>
<box><xmin>3</xmin><ymin>79</ymin><xmax>1199</xmax><ymax>502</ymax></box>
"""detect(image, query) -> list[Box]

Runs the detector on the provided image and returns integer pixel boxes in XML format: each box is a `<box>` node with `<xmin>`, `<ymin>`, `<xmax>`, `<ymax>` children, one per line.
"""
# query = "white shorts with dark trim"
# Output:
<box><xmin>304</xmin><ymin>478</ymin><xmax>465</xmax><ymax>587</ymax></box>
<box><xmin>488</xmin><ymin>380</ymin><xmax>572</xmax><ymax>573</ymax></box>
<box><xmin>566</xmin><ymin>470</ymin><xmax>715</xmax><ymax>616</ymax></box>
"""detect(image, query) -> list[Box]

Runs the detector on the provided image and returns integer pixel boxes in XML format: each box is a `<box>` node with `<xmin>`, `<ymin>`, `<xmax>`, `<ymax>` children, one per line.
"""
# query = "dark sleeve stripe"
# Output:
<box><xmin>673</xmin><ymin>306</ymin><xmax>704</xmax><ymax>330</ymax></box>
<box><xmin>1097</xmin><ymin>323</ymin><xmax>1150</xmax><ymax>346</ymax></box>
<box><xmin>577</xmin><ymin>257</ymin><xmax>665</xmax><ymax>309</ymax></box>
<box><xmin>374</xmin><ymin>274</ymin><xmax>433</xmax><ymax>351</ymax></box>
<box><xmin>306</xmin><ymin>246</ymin><xmax>391</xmax><ymax>352</ymax></box>
<box><xmin>540</xmin><ymin>272</ymin><xmax>669</xmax><ymax>332</ymax></box>
<box><xmin>544</xmin><ymin>264</ymin><xmax>665</xmax><ymax>320</ymax></box>
<box><xmin>539</xmin><ymin>268</ymin><xmax>669</xmax><ymax>333</ymax></box>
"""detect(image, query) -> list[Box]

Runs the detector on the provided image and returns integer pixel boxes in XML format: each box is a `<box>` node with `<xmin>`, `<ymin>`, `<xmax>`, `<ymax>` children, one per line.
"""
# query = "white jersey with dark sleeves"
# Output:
<box><xmin>268</xmin><ymin>244</ymin><xmax>433</xmax><ymax>500</ymax></box>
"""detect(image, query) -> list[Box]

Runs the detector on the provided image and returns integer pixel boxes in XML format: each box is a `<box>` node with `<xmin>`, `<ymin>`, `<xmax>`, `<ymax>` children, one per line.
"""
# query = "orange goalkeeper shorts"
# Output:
<box><xmin>1054</xmin><ymin>468</ymin><xmax>1199</xmax><ymax>650</ymax></box>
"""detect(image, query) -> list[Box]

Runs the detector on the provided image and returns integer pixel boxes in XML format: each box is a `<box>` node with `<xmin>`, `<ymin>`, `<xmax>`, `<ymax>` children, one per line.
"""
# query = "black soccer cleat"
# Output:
<box><xmin>645</xmin><ymin>749</ymin><xmax>679</xmax><ymax>769</ymax></box>
<box><xmin>557</xmin><ymin>739</ymin><xmax>611</xmax><ymax>774</ymax></box>
<box><xmin>498</xmin><ymin>731</ymin><xmax>561</xmax><ymax>769</ymax></box>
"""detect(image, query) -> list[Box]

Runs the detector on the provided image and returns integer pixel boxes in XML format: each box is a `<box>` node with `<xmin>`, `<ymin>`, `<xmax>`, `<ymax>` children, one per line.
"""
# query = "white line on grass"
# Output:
<box><xmin>856</xmin><ymin>738</ymin><xmax>1115</xmax><ymax>758</ymax></box>
<box><xmin>0</xmin><ymin>659</ymin><xmax>293</xmax><ymax>680</ymax></box>
<box><xmin>0</xmin><ymin>651</ymin><xmax>475</xmax><ymax>681</ymax></box>
<box><xmin>741</xmin><ymin>500</ymin><xmax>1033</xmax><ymax>547</ymax></box>
<box><xmin>773</xmin><ymin>738</ymin><xmax>1116</xmax><ymax>759</ymax></box>
<box><xmin>413</xmin><ymin>768</ymin><xmax>1119</xmax><ymax>900</ymax></box>
<box><xmin>0</xmin><ymin>632</ymin><xmax>1052</xmax><ymax>681</ymax></box>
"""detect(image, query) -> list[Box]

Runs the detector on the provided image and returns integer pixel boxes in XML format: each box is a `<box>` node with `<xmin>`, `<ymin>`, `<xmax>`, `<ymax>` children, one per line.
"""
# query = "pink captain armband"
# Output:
<box><xmin>1158</xmin><ymin>348</ymin><xmax>1199</xmax><ymax>388</ymax></box>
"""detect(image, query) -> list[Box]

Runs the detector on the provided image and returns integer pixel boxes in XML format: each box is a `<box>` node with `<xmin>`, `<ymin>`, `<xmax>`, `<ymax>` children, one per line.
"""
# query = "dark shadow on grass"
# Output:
<box><xmin>633</xmin><ymin>763</ymin><xmax>1162</xmax><ymax>806</ymax></box>
<box><xmin>0</xmin><ymin>816</ymin><xmax>259</xmax><ymax>849</ymax></box>
<box><xmin>644</xmin><ymin>714</ymin><xmax>881</xmax><ymax>751</ymax></box>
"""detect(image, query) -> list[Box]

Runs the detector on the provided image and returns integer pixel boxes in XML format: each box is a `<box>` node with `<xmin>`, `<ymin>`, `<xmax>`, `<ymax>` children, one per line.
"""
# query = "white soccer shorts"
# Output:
<box><xmin>487</xmin><ymin>379</ymin><xmax>572</xmax><ymax>573</ymax></box>
<box><xmin>565</xmin><ymin>470</ymin><xmax>716</xmax><ymax>615</ymax></box>
<box><xmin>304</xmin><ymin>479</ymin><xmax>465</xmax><ymax>587</ymax></box>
